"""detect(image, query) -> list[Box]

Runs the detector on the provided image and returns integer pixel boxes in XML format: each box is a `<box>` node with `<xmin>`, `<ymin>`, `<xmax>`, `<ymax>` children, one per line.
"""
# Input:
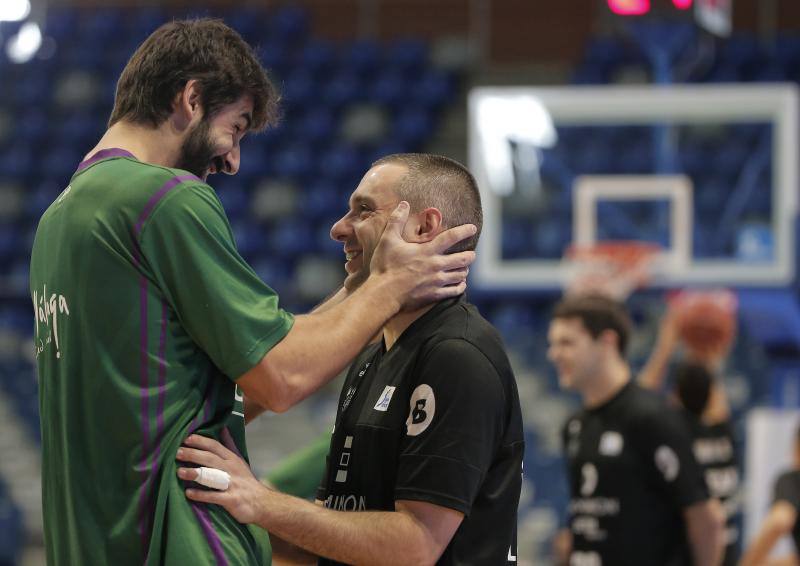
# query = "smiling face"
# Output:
<box><xmin>329</xmin><ymin>162</ymin><xmax>411</xmax><ymax>292</ymax></box>
<box><xmin>175</xmin><ymin>94</ymin><xmax>253</xmax><ymax>181</ymax></box>
<box><xmin>547</xmin><ymin>317</ymin><xmax>606</xmax><ymax>392</ymax></box>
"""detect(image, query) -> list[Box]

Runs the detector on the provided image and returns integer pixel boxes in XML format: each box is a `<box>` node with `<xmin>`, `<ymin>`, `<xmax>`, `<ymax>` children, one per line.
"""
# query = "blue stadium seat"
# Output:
<box><xmin>410</xmin><ymin>69</ymin><xmax>455</xmax><ymax>110</ymax></box>
<box><xmin>384</xmin><ymin>38</ymin><xmax>428</xmax><ymax>76</ymax></box>
<box><xmin>268</xmin><ymin>219</ymin><xmax>316</xmax><ymax>257</ymax></box>
<box><xmin>216</xmin><ymin>182</ymin><xmax>249</xmax><ymax>221</ymax></box>
<box><xmin>294</xmin><ymin>108</ymin><xmax>336</xmax><ymax>148</ymax></box>
<box><xmin>296</xmin><ymin>40</ymin><xmax>337</xmax><ymax>78</ymax></box>
<box><xmin>322</xmin><ymin>71</ymin><xmax>364</xmax><ymax>109</ymax></box>
<box><xmin>282</xmin><ymin>70</ymin><xmax>319</xmax><ymax>112</ymax></box>
<box><xmin>43</xmin><ymin>7</ymin><xmax>79</xmax><ymax>41</ymax></box>
<box><xmin>272</xmin><ymin>145</ymin><xmax>315</xmax><ymax>180</ymax></box>
<box><xmin>257</xmin><ymin>41</ymin><xmax>290</xmax><ymax>80</ymax></box>
<box><xmin>0</xmin><ymin>480</ymin><xmax>23</xmax><ymax>566</ymax></box>
<box><xmin>341</xmin><ymin>40</ymin><xmax>381</xmax><ymax>78</ymax></box>
<box><xmin>230</xmin><ymin>220</ymin><xmax>266</xmax><ymax>260</ymax></box>
<box><xmin>301</xmin><ymin>180</ymin><xmax>342</xmax><ymax>220</ymax></box>
<box><xmin>392</xmin><ymin>107</ymin><xmax>434</xmax><ymax>147</ymax></box>
<box><xmin>368</xmin><ymin>70</ymin><xmax>406</xmax><ymax>108</ymax></box>
<box><xmin>267</xmin><ymin>5</ymin><xmax>309</xmax><ymax>46</ymax></box>
<box><xmin>318</xmin><ymin>145</ymin><xmax>363</xmax><ymax>183</ymax></box>
<box><xmin>80</xmin><ymin>8</ymin><xmax>124</xmax><ymax>43</ymax></box>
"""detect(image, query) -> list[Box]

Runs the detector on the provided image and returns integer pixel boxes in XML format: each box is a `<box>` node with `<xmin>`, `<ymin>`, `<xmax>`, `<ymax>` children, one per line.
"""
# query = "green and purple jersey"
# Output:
<box><xmin>30</xmin><ymin>149</ymin><xmax>293</xmax><ymax>565</ymax></box>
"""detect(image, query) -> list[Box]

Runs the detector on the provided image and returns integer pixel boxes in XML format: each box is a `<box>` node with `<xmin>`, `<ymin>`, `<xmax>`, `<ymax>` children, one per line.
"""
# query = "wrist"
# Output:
<box><xmin>359</xmin><ymin>274</ymin><xmax>402</xmax><ymax>315</ymax></box>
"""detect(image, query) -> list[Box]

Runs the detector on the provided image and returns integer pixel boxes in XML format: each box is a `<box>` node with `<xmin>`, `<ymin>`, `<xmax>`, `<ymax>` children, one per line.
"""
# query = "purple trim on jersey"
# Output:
<box><xmin>192</xmin><ymin>504</ymin><xmax>229</xmax><ymax>566</ymax></box>
<box><xmin>131</xmin><ymin>173</ymin><xmax>196</xmax><ymax>553</ymax></box>
<box><xmin>135</xmin><ymin>174</ymin><xmax>199</xmax><ymax>235</ymax></box>
<box><xmin>76</xmin><ymin>148</ymin><xmax>136</xmax><ymax>172</ymax></box>
<box><xmin>148</xmin><ymin>299</ymin><xmax>169</xmax><ymax>489</ymax></box>
<box><xmin>137</xmin><ymin>270</ymin><xmax>151</xmax><ymax>550</ymax></box>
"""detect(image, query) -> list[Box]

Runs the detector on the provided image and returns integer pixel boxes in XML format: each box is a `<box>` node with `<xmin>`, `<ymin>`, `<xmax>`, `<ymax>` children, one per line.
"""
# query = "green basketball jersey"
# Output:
<box><xmin>30</xmin><ymin>149</ymin><xmax>294</xmax><ymax>565</ymax></box>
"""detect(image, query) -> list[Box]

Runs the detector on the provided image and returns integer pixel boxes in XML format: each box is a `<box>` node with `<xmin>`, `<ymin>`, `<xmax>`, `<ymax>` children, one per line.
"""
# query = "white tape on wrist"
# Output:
<box><xmin>195</xmin><ymin>467</ymin><xmax>231</xmax><ymax>491</ymax></box>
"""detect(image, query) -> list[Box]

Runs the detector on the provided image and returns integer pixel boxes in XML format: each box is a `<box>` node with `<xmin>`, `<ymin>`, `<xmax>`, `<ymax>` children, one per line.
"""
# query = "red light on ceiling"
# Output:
<box><xmin>607</xmin><ymin>0</ymin><xmax>651</xmax><ymax>16</ymax></box>
<box><xmin>673</xmin><ymin>0</ymin><xmax>693</xmax><ymax>9</ymax></box>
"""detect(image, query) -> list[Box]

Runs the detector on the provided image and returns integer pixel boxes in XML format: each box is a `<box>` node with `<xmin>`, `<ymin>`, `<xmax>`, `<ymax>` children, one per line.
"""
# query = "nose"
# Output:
<box><xmin>330</xmin><ymin>214</ymin><xmax>352</xmax><ymax>243</ymax></box>
<box><xmin>222</xmin><ymin>145</ymin><xmax>240</xmax><ymax>175</ymax></box>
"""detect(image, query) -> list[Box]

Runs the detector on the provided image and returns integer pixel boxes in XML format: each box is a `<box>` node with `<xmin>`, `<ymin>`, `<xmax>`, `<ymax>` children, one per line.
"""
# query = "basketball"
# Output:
<box><xmin>671</xmin><ymin>290</ymin><xmax>737</xmax><ymax>357</ymax></box>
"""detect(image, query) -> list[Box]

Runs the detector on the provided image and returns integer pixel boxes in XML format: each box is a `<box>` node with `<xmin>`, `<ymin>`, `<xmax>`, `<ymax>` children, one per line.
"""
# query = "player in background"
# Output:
<box><xmin>177</xmin><ymin>154</ymin><xmax>524</xmax><ymax>565</ymax></box>
<box><xmin>548</xmin><ymin>295</ymin><xmax>724</xmax><ymax>566</ymax></box>
<box><xmin>29</xmin><ymin>20</ymin><xmax>475</xmax><ymax>565</ymax></box>
<box><xmin>740</xmin><ymin>426</ymin><xmax>800</xmax><ymax>566</ymax></box>
<box><xmin>639</xmin><ymin>294</ymin><xmax>741</xmax><ymax>566</ymax></box>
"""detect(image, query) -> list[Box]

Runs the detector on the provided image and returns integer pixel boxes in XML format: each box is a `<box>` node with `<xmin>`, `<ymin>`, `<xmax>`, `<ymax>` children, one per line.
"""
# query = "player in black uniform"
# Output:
<box><xmin>741</xmin><ymin>426</ymin><xmax>800</xmax><ymax>566</ymax></box>
<box><xmin>548</xmin><ymin>295</ymin><xmax>724</xmax><ymax>566</ymax></box>
<box><xmin>640</xmin><ymin>310</ymin><xmax>742</xmax><ymax>566</ymax></box>
<box><xmin>176</xmin><ymin>154</ymin><xmax>525</xmax><ymax>565</ymax></box>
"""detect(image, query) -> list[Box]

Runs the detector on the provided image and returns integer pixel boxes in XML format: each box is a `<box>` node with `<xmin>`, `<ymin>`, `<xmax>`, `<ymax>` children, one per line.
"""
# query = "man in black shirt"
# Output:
<box><xmin>176</xmin><ymin>153</ymin><xmax>525</xmax><ymax>565</ymax></box>
<box><xmin>741</xmin><ymin>426</ymin><xmax>800</xmax><ymax>566</ymax></box>
<box><xmin>548</xmin><ymin>296</ymin><xmax>724</xmax><ymax>566</ymax></box>
<box><xmin>640</xmin><ymin>310</ymin><xmax>742</xmax><ymax>566</ymax></box>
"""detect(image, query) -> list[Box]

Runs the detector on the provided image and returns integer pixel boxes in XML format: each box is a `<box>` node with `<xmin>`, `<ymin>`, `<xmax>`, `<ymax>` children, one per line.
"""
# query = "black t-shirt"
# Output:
<box><xmin>773</xmin><ymin>470</ymin><xmax>800</xmax><ymax>552</ymax></box>
<box><xmin>317</xmin><ymin>296</ymin><xmax>525</xmax><ymax>565</ymax></box>
<box><xmin>683</xmin><ymin>414</ymin><xmax>740</xmax><ymax>566</ymax></box>
<box><xmin>562</xmin><ymin>382</ymin><xmax>709</xmax><ymax>566</ymax></box>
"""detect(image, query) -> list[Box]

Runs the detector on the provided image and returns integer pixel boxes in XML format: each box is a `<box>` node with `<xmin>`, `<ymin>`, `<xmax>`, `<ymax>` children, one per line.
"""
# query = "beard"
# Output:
<box><xmin>175</xmin><ymin>119</ymin><xmax>219</xmax><ymax>179</ymax></box>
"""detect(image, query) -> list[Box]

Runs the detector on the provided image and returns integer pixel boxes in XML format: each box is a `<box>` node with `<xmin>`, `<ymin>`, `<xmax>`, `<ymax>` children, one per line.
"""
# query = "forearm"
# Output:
<box><xmin>310</xmin><ymin>286</ymin><xmax>348</xmax><ymax>314</ymax></box>
<box><xmin>256</xmin><ymin>491</ymin><xmax>437</xmax><ymax>566</ymax></box>
<box><xmin>685</xmin><ymin>501</ymin><xmax>724</xmax><ymax>566</ymax></box>
<box><xmin>639</xmin><ymin>335</ymin><xmax>676</xmax><ymax>390</ymax></box>
<box><xmin>243</xmin><ymin>275</ymin><xmax>400</xmax><ymax>412</ymax></box>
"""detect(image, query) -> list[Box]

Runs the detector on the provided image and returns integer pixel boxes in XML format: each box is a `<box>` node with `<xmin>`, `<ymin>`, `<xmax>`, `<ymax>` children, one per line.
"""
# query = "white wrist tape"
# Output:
<box><xmin>195</xmin><ymin>467</ymin><xmax>231</xmax><ymax>491</ymax></box>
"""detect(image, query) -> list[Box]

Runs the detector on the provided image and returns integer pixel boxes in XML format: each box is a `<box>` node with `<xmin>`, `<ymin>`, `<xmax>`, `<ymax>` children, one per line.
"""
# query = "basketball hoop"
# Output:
<box><xmin>564</xmin><ymin>241</ymin><xmax>661</xmax><ymax>300</ymax></box>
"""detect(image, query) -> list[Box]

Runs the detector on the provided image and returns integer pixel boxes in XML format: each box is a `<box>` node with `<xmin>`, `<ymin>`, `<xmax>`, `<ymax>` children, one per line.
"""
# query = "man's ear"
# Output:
<box><xmin>406</xmin><ymin>207</ymin><xmax>443</xmax><ymax>243</ymax></box>
<box><xmin>172</xmin><ymin>79</ymin><xmax>204</xmax><ymax>131</ymax></box>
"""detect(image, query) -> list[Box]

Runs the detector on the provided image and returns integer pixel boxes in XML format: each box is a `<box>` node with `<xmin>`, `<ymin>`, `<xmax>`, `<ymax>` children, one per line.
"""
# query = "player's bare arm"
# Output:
<box><xmin>237</xmin><ymin>202</ymin><xmax>475</xmax><ymax>413</ymax></box>
<box><xmin>741</xmin><ymin>501</ymin><xmax>798</xmax><ymax>566</ymax></box>
<box><xmin>176</xmin><ymin>434</ymin><xmax>463</xmax><ymax>566</ymax></box>
<box><xmin>684</xmin><ymin>498</ymin><xmax>725</xmax><ymax>566</ymax></box>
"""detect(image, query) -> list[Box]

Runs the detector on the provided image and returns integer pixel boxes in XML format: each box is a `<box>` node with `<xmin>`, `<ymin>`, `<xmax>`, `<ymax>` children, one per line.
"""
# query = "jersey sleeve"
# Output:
<box><xmin>394</xmin><ymin>339</ymin><xmax>507</xmax><ymax>515</ymax></box>
<box><xmin>631</xmin><ymin>404</ymin><xmax>709</xmax><ymax>510</ymax></box>
<box><xmin>773</xmin><ymin>472</ymin><xmax>800</xmax><ymax>510</ymax></box>
<box><xmin>138</xmin><ymin>181</ymin><xmax>294</xmax><ymax>380</ymax></box>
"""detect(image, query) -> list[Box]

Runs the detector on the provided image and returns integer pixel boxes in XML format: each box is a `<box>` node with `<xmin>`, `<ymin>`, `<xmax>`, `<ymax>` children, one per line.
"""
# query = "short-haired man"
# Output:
<box><xmin>177</xmin><ymin>154</ymin><xmax>525</xmax><ymax>565</ymax></box>
<box><xmin>547</xmin><ymin>295</ymin><xmax>724</xmax><ymax>566</ymax></box>
<box><xmin>29</xmin><ymin>20</ymin><xmax>474</xmax><ymax>565</ymax></box>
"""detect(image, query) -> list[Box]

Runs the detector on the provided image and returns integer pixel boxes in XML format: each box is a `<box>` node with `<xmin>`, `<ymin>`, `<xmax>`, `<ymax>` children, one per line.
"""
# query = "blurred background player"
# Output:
<box><xmin>639</xmin><ymin>290</ymin><xmax>742</xmax><ymax>565</ymax></box>
<box><xmin>548</xmin><ymin>294</ymin><xmax>724</xmax><ymax>566</ymax></box>
<box><xmin>741</xmin><ymin>425</ymin><xmax>800</xmax><ymax>566</ymax></box>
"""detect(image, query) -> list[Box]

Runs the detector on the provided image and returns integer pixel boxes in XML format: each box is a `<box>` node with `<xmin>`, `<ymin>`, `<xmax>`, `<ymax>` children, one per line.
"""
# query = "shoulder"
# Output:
<box><xmin>422</xmin><ymin>302</ymin><xmax>510</xmax><ymax>373</ymax></box>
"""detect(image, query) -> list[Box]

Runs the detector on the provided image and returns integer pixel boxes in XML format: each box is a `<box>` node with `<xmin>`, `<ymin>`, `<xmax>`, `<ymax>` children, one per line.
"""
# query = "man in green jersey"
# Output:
<box><xmin>29</xmin><ymin>19</ymin><xmax>475</xmax><ymax>565</ymax></box>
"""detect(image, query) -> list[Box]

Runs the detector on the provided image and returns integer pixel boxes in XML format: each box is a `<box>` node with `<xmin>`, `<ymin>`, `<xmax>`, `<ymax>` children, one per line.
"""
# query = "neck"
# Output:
<box><xmin>582</xmin><ymin>357</ymin><xmax>631</xmax><ymax>409</ymax></box>
<box><xmin>383</xmin><ymin>303</ymin><xmax>437</xmax><ymax>350</ymax></box>
<box><xmin>85</xmin><ymin>120</ymin><xmax>183</xmax><ymax>168</ymax></box>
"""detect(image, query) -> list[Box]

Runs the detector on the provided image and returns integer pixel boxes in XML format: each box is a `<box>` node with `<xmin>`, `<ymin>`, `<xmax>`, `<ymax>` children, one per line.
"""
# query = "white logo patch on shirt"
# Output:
<box><xmin>406</xmin><ymin>384</ymin><xmax>435</xmax><ymax>436</ymax></box>
<box><xmin>655</xmin><ymin>445</ymin><xmax>680</xmax><ymax>482</ymax></box>
<box><xmin>373</xmin><ymin>386</ymin><xmax>396</xmax><ymax>412</ymax></box>
<box><xmin>599</xmin><ymin>431</ymin><xmax>624</xmax><ymax>456</ymax></box>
